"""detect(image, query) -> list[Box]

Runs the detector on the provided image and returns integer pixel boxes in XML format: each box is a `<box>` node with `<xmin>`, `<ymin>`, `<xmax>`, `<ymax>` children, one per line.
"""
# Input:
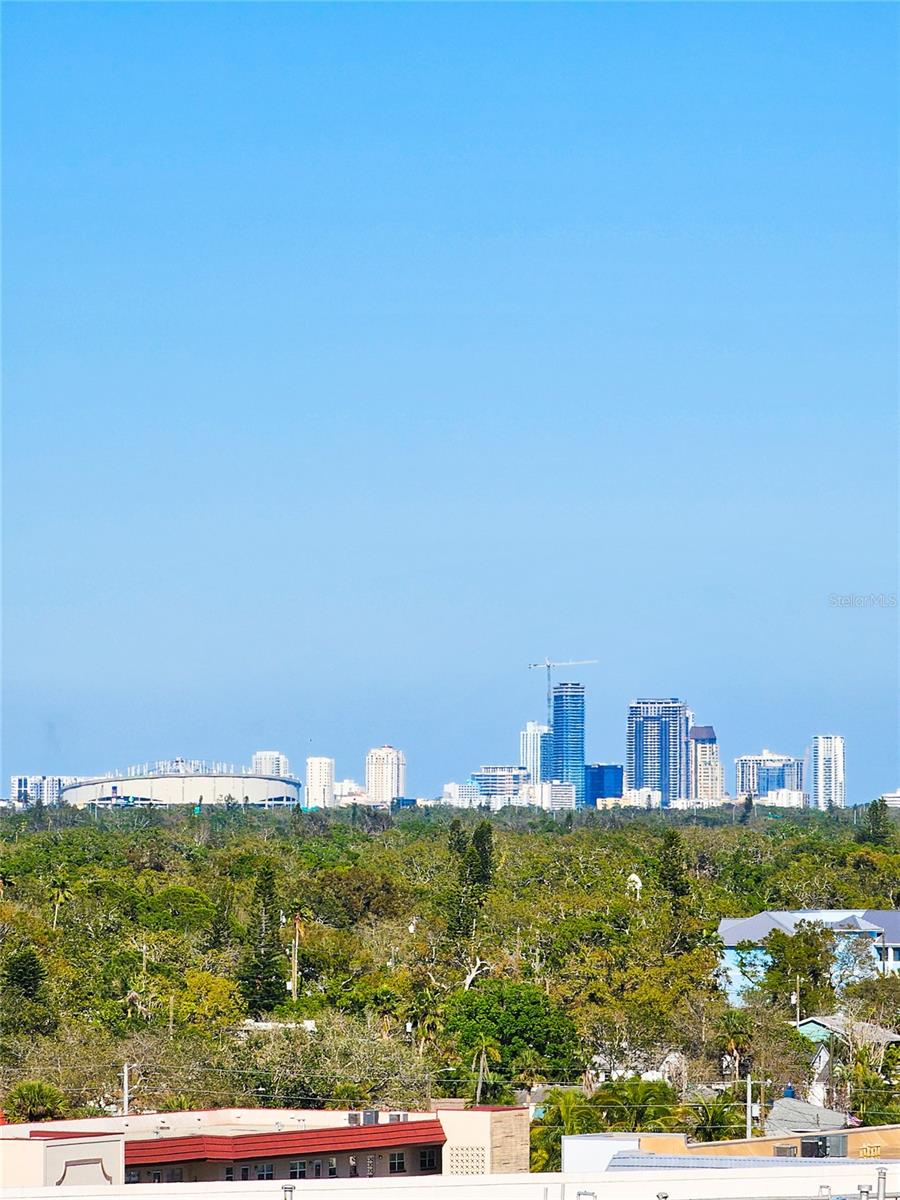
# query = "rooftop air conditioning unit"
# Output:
<box><xmin>388</xmin><ymin>1112</ymin><xmax>409</xmax><ymax>1123</ymax></box>
<box><xmin>348</xmin><ymin>1113</ymin><xmax>361</xmax><ymax>1127</ymax></box>
<box><xmin>362</xmin><ymin>1110</ymin><xmax>378</xmax><ymax>1126</ymax></box>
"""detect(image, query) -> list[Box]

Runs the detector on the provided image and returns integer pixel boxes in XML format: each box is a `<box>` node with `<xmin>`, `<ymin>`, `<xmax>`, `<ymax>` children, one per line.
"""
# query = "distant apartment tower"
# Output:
<box><xmin>9</xmin><ymin>775</ymin><xmax>79</xmax><ymax>805</ymax></box>
<box><xmin>584</xmin><ymin>763</ymin><xmax>624</xmax><ymax>805</ymax></box>
<box><xmin>519</xmin><ymin>722</ymin><xmax>552</xmax><ymax>784</ymax></box>
<box><xmin>305</xmin><ymin>756</ymin><xmax>336</xmax><ymax>809</ymax></box>
<box><xmin>365</xmin><ymin>746</ymin><xmax>406</xmax><ymax>807</ymax></box>
<box><xmin>469</xmin><ymin>766</ymin><xmax>530</xmax><ymax>799</ymax></box>
<box><xmin>811</xmin><ymin>735</ymin><xmax>845</xmax><ymax>810</ymax></box>
<box><xmin>734</xmin><ymin>749</ymin><xmax>804</xmax><ymax>798</ymax></box>
<box><xmin>551</xmin><ymin>683</ymin><xmax>586</xmax><ymax>808</ymax></box>
<box><xmin>251</xmin><ymin>750</ymin><xmax>290</xmax><ymax>778</ymax></box>
<box><xmin>689</xmin><ymin>726</ymin><xmax>724</xmax><ymax>801</ymax></box>
<box><xmin>626</xmin><ymin>698</ymin><xmax>690</xmax><ymax>807</ymax></box>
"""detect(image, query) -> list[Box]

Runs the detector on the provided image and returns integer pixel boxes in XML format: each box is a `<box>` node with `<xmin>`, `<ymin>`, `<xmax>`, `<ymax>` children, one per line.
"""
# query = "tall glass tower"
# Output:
<box><xmin>551</xmin><ymin>683</ymin><xmax>585</xmax><ymax>807</ymax></box>
<box><xmin>626</xmin><ymin>698</ymin><xmax>690</xmax><ymax>807</ymax></box>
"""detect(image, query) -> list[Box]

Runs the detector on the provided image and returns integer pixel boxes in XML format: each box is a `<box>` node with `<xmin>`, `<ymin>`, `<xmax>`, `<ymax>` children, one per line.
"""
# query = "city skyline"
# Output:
<box><xmin>9</xmin><ymin>679</ymin><xmax>877</xmax><ymax>807</ymax></box>
<box><xmin>4</xmin><ymin>4</ymin><xmax>896</xmax><ymax>803</ymax></box>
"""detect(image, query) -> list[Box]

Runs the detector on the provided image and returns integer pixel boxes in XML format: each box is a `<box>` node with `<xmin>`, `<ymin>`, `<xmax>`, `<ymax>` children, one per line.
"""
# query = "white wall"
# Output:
<box><xmin>3</xmin><ymin>1163</ymin><xmax>899</xmax><ymax>1200</ymax></box>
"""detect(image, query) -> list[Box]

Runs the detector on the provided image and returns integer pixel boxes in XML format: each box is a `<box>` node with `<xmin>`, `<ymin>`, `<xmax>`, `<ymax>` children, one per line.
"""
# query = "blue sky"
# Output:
<box><xmin>3</xmin><ymin>3</ymin><xmax>897</xmax><ymax>801</ymax></box>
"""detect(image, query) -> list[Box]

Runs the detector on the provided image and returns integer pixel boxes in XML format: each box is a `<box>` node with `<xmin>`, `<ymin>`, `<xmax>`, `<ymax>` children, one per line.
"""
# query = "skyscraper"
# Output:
<box><xmin>551</xmin><ymin>683</ymin><xmax>585</xmax><ymax>807</ymax></box>
<box><xmin>584</xmin><ymin>763</ymin><xmax>624</xmax><ymax>805</ymax></box>
<box><xmin>626</xmin><ymin>698</ymin><xmax>690</xmax><ymax>807</ymax></box>
<box><xmin>305</xmin><ymin>756</ymin><xmax>335</xmax><ymax>809</ymax></box>
<box><xmin>251</xmin><ymin>750</ymin><xmax>291</xmax><ymax>778</ymax></box>
<box><xmin>688</xmin><ymin>726</ymin><xmax>724</xmax><ymax>801</ymax></box>
<box><xmin>811</xmin><ymin>735</ymin><xmax>845</xmax><ymax>810</ymax></box>
<box><xmin>734</xmin><ymin>750</ymin><xmax>804</xmax><ymax>798</ymax></box>
<box><xmin>519</xmin><ymin>721</ymin><xmax>552</xmax><ymax>784</ymax></box>
<box><xmin>365</xmin><ymin>745</ymin><xmax>407</xmax><ymax>806</ymax></box>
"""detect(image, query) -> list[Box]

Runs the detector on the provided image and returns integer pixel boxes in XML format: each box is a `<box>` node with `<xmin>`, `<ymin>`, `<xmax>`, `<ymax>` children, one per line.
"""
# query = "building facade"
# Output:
<box><xmin>364</xmin><ymin>746</ymin><xmax>406</xmax><ymax>807</ymax></box>
<box><xmin>734</xmin><ymin>749</ymin><xmax>804</xmax><ymax>799</ymax></box>
<box><xmin>689</xmin><ymin>726</ymin><xmax>724</xmax><ymax>801</ymax></box>
<box><xmin>551</xmin><ymin>683</ymin><xmax>585</xmax><ymax>807</ymax></box>
<box><xmin>625</xmin><ymin>698</ymin><xmax>690</xmax><ymax>807</ymax></box>
<box><xmin>305</xmin><ymin>756</ymin><xmax>336</xmax><ymax>809</ymax></box>
<box><xmin>811</xmin><ymin>734</ymin><xmax>845</xmax><ymax>810</ymax></box>
<box><xmin>9</xmin><ymin>775</ymin><xmax>80</xmax><ymax>805</ymax></box>
<box><xmin>469</xmin><ymin>766</ymin><xmax>530</xmax><ymax>799</ymax></box>
<box><xmin>519</xmin><ymin>722</ymin><xmax>552</xmax><ymax>784</ymax></box>
<box><xmin>584</xmin><ymin>763</ymin><xmax>624</xmax><ymax>804</ymax></box>
<box><xmin>251</xmin><ymin>750</ymin><xmax>291</xmax><ymax>778</ymax></box>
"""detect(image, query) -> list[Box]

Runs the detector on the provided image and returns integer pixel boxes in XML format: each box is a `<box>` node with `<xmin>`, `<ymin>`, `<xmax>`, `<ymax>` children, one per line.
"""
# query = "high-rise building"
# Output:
<box><xmin>469</xmin><ymin>765</ymin><xmax>530</xmax><ymax>798</ymax></box>
<box><xmin>365</xmin><ymin>746</ymin><xmax>406</xmax><ymax>807</ymax></box>
<box><xmin>519</xmin><ymin>721</ymin><xmax>552</xmax><ymax>784</ymax></box>
<box><xmin>689</xmin><ymin>726</ymin><xmax>724</xmax><ymax>801</ymax></box>
<box><xmin>584</xmin><ymin>763</ymin><xmax>624</xmax><ymax>805</ymax></box>
<box><xmin>9</xmin><ymin>775</ymin><xmax>80</xmax><ymax>805</ymax></box>
<box><xmin>551</xmin><ymin>683</ymin><xmax>586</xmax><ymax>807</ymax></box>
<box><xmin>251</xmin><ymin>750</ymin><xmax>291</xmax><ymax>778</ymax></box>
<box><xmin>734</xmin><ymin>749</ymin><xmax>804</xmax><ymax>798</ymax></box>
<box><xmin>305</xmin><ymin>756</ymin><xmax>335</xmax><ymax>809</ymax></box>
<box><xmin>626</xmin><ymin>698</ymin><xmax>690</xmax><ymax>807</ymax></box>
<box><xmin>811</xmin><ymin>735</ymin><xmax>845</xmax><ymax>811</ymax></box>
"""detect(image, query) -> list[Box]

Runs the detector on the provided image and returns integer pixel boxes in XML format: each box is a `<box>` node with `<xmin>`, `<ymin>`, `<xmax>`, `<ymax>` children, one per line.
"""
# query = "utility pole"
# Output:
<box><xmin>291</xmin><ymin>914</ymin><xmax>301</xmax><ymax>1001</ymax></box>
<box><xmin>745</xmin><ymin>1074</ymin><xmax>752</xmax><ymax>1140</ymax></box>
<box><xmin>122</xmin><ymin>1062</ymin><xmax>130</xmax><ymax>1116</ymax></box>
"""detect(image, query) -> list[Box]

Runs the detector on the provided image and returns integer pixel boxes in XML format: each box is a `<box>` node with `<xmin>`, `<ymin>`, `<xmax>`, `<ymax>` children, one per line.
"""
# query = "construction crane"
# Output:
<box><xmin>528</xmin><ymin>658</ymin><xmax>598</xmax><ymax>726</ymax></box>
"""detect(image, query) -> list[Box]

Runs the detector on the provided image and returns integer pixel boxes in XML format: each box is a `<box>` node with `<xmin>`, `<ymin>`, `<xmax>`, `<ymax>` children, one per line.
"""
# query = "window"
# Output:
<box><xmin>163</xmin><ymin>1169</ymin><xmax>183</xmax><ymax>1184</ymax></box>
<box><xmin>223</xmin><ymin>1166</ymin><xmax>234</xmax><ymax>1181</ymax></box>
<box><xmin>125</xmin><ymin>1169</ymin><xmax>140</xmax><ymax>1184</ymax></box>
<box><xmin>313</xmin><ymin>1159</ymin><xmax>322</xmax><ymax>1178</ymax></box>
<box><xmin>328</xmin><ymin>1156</ymin><xmax>337</xmax><ymax>1178</ymax></box>
<box><xmin>348</xmin><ymin>1156</ymin><xmax>358</xmax><ymax>1178</ymax></box>
<box><xmin>256</xmin><ymin>1163</ymin><xmax>274</xmax><ymax>1180</ymax></box>
<box><xmin>289</xmin><ymin>1161</ymin><xmax>306</xmax><ymax>1179</ymax></box>
<box><xmin>419</xmin><ymin>1148</ymin><xmax>438</xmax><ymax>1172</ymax></box>
<box><xmin>240</xmin><ymin>1166</ymin><xmax>250</xmax><ymax>1181</ymax></box>
<box><xmin>389</xmin><ymin>1152</ymin><xmax>406</xmax><ymax>1174</ymax></box>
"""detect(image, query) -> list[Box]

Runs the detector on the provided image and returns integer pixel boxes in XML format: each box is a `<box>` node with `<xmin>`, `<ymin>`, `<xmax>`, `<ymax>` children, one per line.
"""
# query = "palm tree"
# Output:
<box><xmin>717</xmin><ymin>1010</ymin><xmax>753</xmax><ymax>1085</ymax></box>
<box><xmin>472</xmin><ymin>1033</ymin><xmax>501</xmax><ymax>1105</ymax></box>
<box><xmin>683</xmin><ymin>1093</ymin><xmax>745</xmax><ymax>1142</ymax></box>
<box><xmin>46</xmin><ymin>873</ymin><xmax>72</xmax><ymax>932</ymax></box>
<box><xmin>593</xmin><ymin>1078</ymin><xmax>680</xmax><ymax>1132</ymax></box>
<box><xmin>4</xmin><ymin>1080</ymin><xmax>68</xmax><ymax>1123</ymax></box>
<box><xmin>530</xmin><ymin>1087</ymin><xmax>601</xmax><ymax>1171</ymax></box>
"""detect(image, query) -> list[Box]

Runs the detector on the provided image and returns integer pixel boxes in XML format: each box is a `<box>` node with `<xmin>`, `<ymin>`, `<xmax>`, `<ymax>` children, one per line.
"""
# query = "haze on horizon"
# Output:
<box><xmin>3</xmin><ymin>3</ymin><xmax>897</xmax><ymax>801</ymax></box>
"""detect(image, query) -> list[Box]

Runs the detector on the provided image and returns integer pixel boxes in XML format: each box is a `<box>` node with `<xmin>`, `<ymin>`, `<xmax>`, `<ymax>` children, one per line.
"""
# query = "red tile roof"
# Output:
<box><xmin>124</xmin><ymin>1119</ymin><xmax>447</xmax><ymax>1166</ymax></box>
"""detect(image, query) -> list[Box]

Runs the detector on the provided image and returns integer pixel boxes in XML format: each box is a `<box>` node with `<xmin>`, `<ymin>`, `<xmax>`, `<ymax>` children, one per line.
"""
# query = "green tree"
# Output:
<box><xmin>3</xmin><ymin>1080</ymin><xmax>68</xmax><ymax>1123</ymax></box>
<box><xmin>758</xmin><ymin>922</ymin><xmax>836</xmax><ymax>1017</ymax></box>
<box><xmin>657</xmin><ymin>828</ymin><xmax>691</xmax><ymax>903</ymax></box>
<box><xmin>470</xmin><ymin>821</ymin><xmax>494</xmax><ymax>888</ymax></box>
<box><xmin>859</xmin><ymin>797</ymin><xmax>893</xmax><ymax>847</ymax></box>
<box><xmin>2</xmin><ymin>945</ymin><xmax>46</xmax><ymax>998</ymax></box>
<box><xmin>237</xmin><ymin>865</ymin><xmax>286</xmax><ymax>1017</ymax></box>
<box><xmin>530</xmin><ymin>1088</ymin><xmax>601</xmax><ymax>1170</ymax></box>
<box><xmin>443</xmin><ymin>979</ymin><xmax>578</xmax><ymax>1082</ymax></box>
<box><xmin>592</xmin><ymin>1077</ymin><xmax>680</xmax><ymax>1132</ymax></box>
<box><xmin>684</xmin><ymin>1093</ymin><xmax>746</xmax><ymax>1141</ymax></box>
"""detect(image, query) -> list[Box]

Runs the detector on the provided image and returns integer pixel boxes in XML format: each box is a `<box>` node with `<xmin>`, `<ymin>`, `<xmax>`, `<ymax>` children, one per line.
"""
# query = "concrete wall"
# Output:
<box><xmin>61</xmin><ymin>775</ymin><xmax>300</xmax><ymax>808</ymax></box>
<box><xmin>2</xmin><ymin>1162</ymin><xmax>900</xmax><ymax>1199</ymax></box>
<box><xmin>0</xmin><ymin>1135</ymin><xmax>122</xmax><ymax>1188</ymax></box>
